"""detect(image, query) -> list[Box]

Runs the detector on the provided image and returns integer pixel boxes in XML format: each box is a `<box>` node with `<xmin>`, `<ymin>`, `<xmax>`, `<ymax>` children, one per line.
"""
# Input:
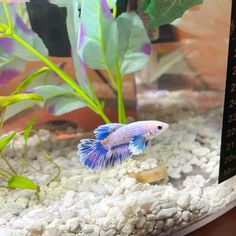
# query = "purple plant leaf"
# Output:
<box><xmin>101</xmin><ymin>0</ymin><xmax>113</xmax><ymax>20</ymax></box>
<box><xmin>0</xmin><ymin>69</ymin><xmax>19</xmax><ymax>87</ymax></box>
<box><xmin>76</xmin><ymin>22</ymin><xmax>87</xmax><ymax>84</ymax></box>
<box><xmin>0</xmin><ymin>7</ymin><xmax>48</xmax><ymax>60</ymax></box>
<box><xmin>78</xmin><ymin>22</ymin><xmax>85</xmax><ymax>50</ymax></box>
<box><xmin>15</xmin><ymin>15</ymin><xmax>32</xmax><ymax>35</ymax></box>
<box><xmin>141</xmin><ymin>43</ymin><xmax>151</xmax><ymax>55</ymax></box>
<box><xmin>0</xmin><ymin>38</ymin><xmax>13</xmax><ymax>54</ymax></box>
<box><xmin>78</xmin><ymin>0</ymin><xmax>118</xmax><ymax>70</ymax></box>
<box><xmin>47</xmin><ymin>105</ymin><xmax>55</xmax><ymax>114</ymax></box>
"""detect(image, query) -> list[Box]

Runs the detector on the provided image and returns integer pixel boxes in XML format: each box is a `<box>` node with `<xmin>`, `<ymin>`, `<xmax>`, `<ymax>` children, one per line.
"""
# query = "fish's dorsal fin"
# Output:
<box><xmin>129</xmin><ymin>135</ymin><xmax>149</xmax><ymax>155</ymax></box>
<box><xmin>94</xmin><ymin>123</ymin><xmax>124</xmax><ymax>140</ymax></box>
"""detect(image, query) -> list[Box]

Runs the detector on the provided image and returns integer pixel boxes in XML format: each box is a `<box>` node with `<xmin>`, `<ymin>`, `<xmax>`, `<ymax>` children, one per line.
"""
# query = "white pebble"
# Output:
<box><xmin>121</xmin><ymin>205</ymin><xmax>133</xmax><ymax>217</ymax></box>
<box><xmin>107</xmin><ymin>207</ymin><xmax>121</xmax><ymax>218</ymax></box>
<box><xmin>82</xmin><ymin>224</ymin><xmax>94</xmax><ymax>234</ymax></box>
<box><xmin>136</xmin><ymin>216</ymin><xmax>146</xmax><ymax>228</ymax></box>
<box><xmin>182</xmin><ymin>164</ymin><xmax>193</xmax><ymax>174</ymax></box>
<box><xmin>146</xmin><ymin>214</ymin><xmax>156</xmax><ymax>221</ymax></box>
<box><xmin>156</xmin><ymin>208</ymin><xmax>177</xmax><ymax>220</ymax></box>
<box><xmin>43</xmin><ymin>227</ymin><xmax>60</xmax><ymax>236</ymax></box>
<box><xmin>164</xmin><ymin>218</ymin><xmax>175</xmax><ymax>229</ymax></box>
<box><xmin>83</xmin><ymin>176</ymin><xmax>99</xmax><ymax>183</ymax></box>
<box><xmin>117</xmin><ymin>215</ymin><xmax>126</xmax><ymax>231</ymax></box>
<box><xmin>121</xmin><ymin>223</ymin><xmax>134</xmax><ymax>234</ymax></box>
<box><xmin>177</xmin><ymin>194</ymin><xmax>191</xmax><ymax>209</ymax></box>
<box><xmin>168</xmin><ymin>171</ymin><xmax>181</xmax><ymax>179</ymax></box>
<box><xmin>182</xmin><ymin>211</ymin><xmax>191</xmax><ymax>222</ymax></box>
<box><xmin>137</xmin><ymin>193</ymin><xmax>155</xmax><ymax>211</ymax></box>
<box><xmin>192</xmin><ymin>147</ymin><xmax>210</xmax><ymax>156</ymax></box>
<box><xmin>155</xmin><ymin>220</ymin><xmax>164</xmax><ymax>230</ymax></box>
<box><xmin>25</xmin><ymin>219</ymin><xmax>43</xmax><ymax>234</ymax></box>
<box><xmin>120</xmin><ymin>177</ymin><xmax>136</xmax><ymax>189</ymax></box>
<box><xmin>66</xmin><ymin>217</ymin><xmax>81</xmax><ymax>233</ymax></box>
<box><xmin>90</xmin><ymin>184</ymin><xmax>107</xmax><ymax>195</ymax></box>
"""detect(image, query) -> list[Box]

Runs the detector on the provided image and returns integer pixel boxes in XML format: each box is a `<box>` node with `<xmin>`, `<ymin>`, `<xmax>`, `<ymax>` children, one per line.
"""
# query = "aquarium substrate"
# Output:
<box><xmin>0</xmin><ymin>90</ymin><xmax>235</xmax><ymax>236</ymax></box>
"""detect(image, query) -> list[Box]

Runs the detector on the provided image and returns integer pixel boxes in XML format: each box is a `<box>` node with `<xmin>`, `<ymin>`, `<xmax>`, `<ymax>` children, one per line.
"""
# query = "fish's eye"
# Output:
<box><xmin>157</xmin><ymin>125</ymin><xmax>162</xmax><ymax>130</ymax></box>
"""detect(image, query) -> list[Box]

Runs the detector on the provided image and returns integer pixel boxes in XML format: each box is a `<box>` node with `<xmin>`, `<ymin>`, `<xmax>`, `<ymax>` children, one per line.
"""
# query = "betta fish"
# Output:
<box><xmin>77</xmin><ymin>120</ymin><xmax>169</xmax><ymax>170</ymax></box>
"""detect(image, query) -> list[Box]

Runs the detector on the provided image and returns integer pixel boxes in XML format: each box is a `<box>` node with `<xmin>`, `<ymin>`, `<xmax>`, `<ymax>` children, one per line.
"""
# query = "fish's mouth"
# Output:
<box><xmin>164</xmin><ymin>123</ymin><xmax>169</xmax><ymax>130</ymax></box>
<box><xmin>158</xmin><ymin>122</ymin><xmax>169</xmax><ymax>132</ymax></box>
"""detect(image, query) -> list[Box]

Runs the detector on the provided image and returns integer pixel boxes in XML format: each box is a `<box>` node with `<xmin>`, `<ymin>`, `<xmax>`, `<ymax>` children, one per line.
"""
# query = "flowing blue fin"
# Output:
<box><xmin>78</xmin><ymin>139</ymin><xmax>108</xmax><ymax>170</ymax></box>
<box><xmin>94</xmin><ymin>123</ymin><xmax>124</xmax><ymax>140</ymax></box>
<box><xmin>129</xmin><ymin>135</ymin><xmax>149</xmax><ymax>155</ymax></box>
<box><xmin>77</xmin><ymin>139</ymin><xmax>133</xmax><ymax>170</ymax></box>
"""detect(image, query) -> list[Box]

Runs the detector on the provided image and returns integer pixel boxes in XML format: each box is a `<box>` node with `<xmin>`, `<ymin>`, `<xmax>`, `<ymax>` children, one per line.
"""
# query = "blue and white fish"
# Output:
<box><xmin>77</xmin><ymin>120</ymin><xmax>169</xmax><ymax>170</ymax></box>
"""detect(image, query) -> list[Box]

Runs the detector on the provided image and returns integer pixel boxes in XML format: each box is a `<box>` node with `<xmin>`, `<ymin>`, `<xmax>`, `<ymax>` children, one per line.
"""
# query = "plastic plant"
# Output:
<box><xmin>139</xmin><ymin>0</ymin><xmax>204</xmax><ymax>29</ymax></box>
<box><xmin>0</xmin><ymin>0</ymin><xmax>203</xmax><ymax>126</ymax></box>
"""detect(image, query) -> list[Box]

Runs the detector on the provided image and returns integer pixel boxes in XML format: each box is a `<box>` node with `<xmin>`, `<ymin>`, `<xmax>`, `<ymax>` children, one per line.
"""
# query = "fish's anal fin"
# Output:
<box><xmin>129</xmin><ymin>135</ymin><xmax>148</xmax><ymax>155</ymax></box>
<box><xmin>94</xmin><ymin>123</ymin><xmax>124</xmax><ymax>140</ymax></box>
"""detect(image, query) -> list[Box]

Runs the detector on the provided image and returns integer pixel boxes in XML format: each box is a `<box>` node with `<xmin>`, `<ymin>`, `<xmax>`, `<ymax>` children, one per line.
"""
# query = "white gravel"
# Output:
<box><xmin>0</xmin><ymin>91</ymin><xmax>235</xmax><ymax>236</ymax></box>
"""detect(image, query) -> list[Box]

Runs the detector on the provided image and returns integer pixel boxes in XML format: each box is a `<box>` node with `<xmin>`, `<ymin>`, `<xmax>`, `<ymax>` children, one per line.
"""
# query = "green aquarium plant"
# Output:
<box><xmin>0</xmin><ymin>117</ymin><xmax>60</xmax><ymax>195</ymax></box>
<box><xmin>0</xmin><ymin>0</ymin><xmax>203</xmax><ymax>125</ymax></box>
<box><xmin>0</xmin><ymin>0</ymin><xmax>203</xmax><ymax>191</ymax></box>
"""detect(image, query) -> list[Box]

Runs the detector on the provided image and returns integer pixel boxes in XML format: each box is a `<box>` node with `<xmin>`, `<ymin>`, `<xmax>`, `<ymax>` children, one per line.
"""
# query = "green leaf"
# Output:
<box><xmin>3</xmin><ymin>100</ymin><xmax>39</xmax><ymax>122</ymax></box>
<box><xmin>13</xmin><ymin>67</ymin><xmax>51</xmax><ymax>95</ymax></box>
<box><xmin>30</xmin><ymin>84</ymin><xmax>74</xmax><ymax>100</ymax></box>
<box><xmin>140</xmin><ymin>0</ymin><xmax>150</xmax><ymax>11</ymax></box>
<box><xmin>117</xmin><ymin>12</ymin><xmax>150</xmax><ymax>75</ymax></box>
<box><xmin>46</xmin><ymin>94</ymin><xmax>87</xmax><ymax>116</ymax></box>
<box><xmin>0</xmin><ymin>132</ymin><xmax>16</xmax><ymax>153</ymax></box>
<box><xmin>63</xmin><ymin>0</ymin><xmax>91</xmax><ymax>95</ymax></box>
<box><xmin>78</xmin><ymin>0</ymin><xmax>118</xmax><ymax>71</ymax></box>
<box><xmin>0</xmin><ymin>56</ymin><xmax>25</xmax><ymax>87</ymax></box>
<box><xmin>0</xmin><ymin>5</ymin><xmax>48</xmax><ymax>60</ymax></box>
<box><xmin>8</xmin><ymin>175</ymin><xmax>38</xmax><ymax>190</ymax></box>
<box><xmin>24</xmin><ymin>117</ymin><xmax>36</xmax><ymax>143</ymax></box>
<box><xmin>0</xmin><ymin>94</ymin><xmax>43</xmax><ymax>108</ymax></box>
<box><xmin>139</xmin><ymin>0</ymin><xmax>204</xmax><ymax>28</ymax></box>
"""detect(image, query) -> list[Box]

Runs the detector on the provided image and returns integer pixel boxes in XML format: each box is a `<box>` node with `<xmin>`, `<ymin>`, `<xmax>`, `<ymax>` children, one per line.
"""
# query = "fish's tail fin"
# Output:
<box><xmin>77</xmin><ymin>139</ymin><xmax>108</xmax><ymax>170</ymax></box>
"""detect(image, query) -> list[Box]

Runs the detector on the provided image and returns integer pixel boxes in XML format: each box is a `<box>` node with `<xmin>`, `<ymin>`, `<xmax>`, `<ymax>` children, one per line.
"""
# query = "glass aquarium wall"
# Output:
<box><xmin>0</xmin><ymin>0</ymin><xmax>235</xmax><ymax>236</ymax></box>
<box><xmin>135</xmin><ymin>0</ymin><xmax>234</xmax><ymax>234</ymax></box>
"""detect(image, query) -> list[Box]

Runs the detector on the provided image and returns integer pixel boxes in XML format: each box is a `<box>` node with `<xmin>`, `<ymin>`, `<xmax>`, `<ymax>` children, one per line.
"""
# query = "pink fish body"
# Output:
<box><xmin>78</xmin><ymin>120</ymin><xmax>169</xmax><ymax>170</ymax></box>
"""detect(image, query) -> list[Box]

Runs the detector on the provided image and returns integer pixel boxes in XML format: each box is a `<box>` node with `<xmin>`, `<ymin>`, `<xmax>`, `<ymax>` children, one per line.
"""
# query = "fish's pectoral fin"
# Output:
<box><xmin>94</xmin><ymin>123</ymin><xmax>124</xmax><ymax>140</ymax></box>
<box><xmin>129</xmin><ymin>135</ymin><xmax>148</xmax><ymax>155</ymax></box>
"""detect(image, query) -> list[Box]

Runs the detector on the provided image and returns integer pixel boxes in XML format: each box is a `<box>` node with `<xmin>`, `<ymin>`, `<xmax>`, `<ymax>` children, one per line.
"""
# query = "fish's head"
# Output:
<box><xmin>146</xmin><ymin>120</ymin><xmax>169</xmax><ymax>139</ymax></box>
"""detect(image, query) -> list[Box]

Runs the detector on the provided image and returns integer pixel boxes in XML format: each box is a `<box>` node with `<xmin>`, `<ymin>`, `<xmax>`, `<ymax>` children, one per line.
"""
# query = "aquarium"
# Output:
<box><xmin>0</xmin><ymin>0</ymin><xmax>235</xmax><ymax>235</ymax></box>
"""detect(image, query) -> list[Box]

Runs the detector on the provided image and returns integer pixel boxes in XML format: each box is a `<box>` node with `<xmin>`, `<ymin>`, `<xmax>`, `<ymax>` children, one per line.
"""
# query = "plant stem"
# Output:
<box><xmin>0</xmin><ymin>23</ymin><xmax>7</xmax><ymax>32</ymax></box>
<box><xmin>20</xmin><ymin>142</ymin><xmax>27</xmax><ymax>175</ymax></box>
<box><xmin>98</xmin><ymin>6</ymin><xmax>117</xmax><ymax>90</ymax></box>
<box><xmin>33</xmin><ymin>130</ymin><xmax>61</xmax><ymax>184</ymax></box>
<box><xmin>113</xmin><ymin>4</ymin><xmax>117</xmax><ymax>18</ymax></box>
<box><xmin>0</xmin><ymin>169</ymin><xmax>10</xmax><ymax>180</ymax></box>
<box><xmin>115</xmin><ymin>58</ymin><xmax>126</xmax><ymax>124</ymax></box>
<box><xmin>0</xmin><ymin>109</ymin><xmax>6</xmax><ymax>128</ymax></box>
<box><xmin>0</xmin><ymin>153</ymin><xmax>17</xmax><ymax>175</ymax></box>
<box><xmin>11</xmin><ymin>33</ymin><xmax>110</xmax><ymax>124</ymax></box>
